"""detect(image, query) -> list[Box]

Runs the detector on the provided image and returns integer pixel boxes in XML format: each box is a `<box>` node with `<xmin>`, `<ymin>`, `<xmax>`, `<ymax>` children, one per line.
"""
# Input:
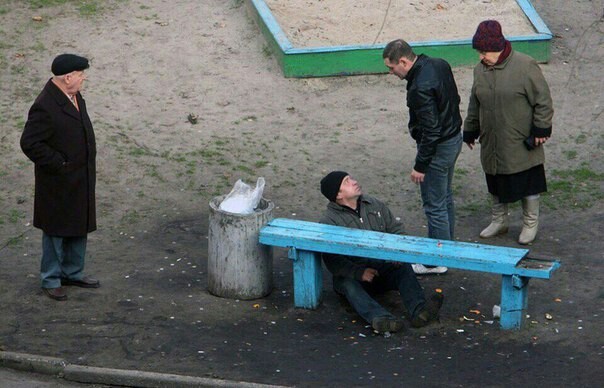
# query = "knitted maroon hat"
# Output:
<box><xmin>472</xmin><ymin>20</ymin><xmax>506</xmax><ymax>52</ymax></box>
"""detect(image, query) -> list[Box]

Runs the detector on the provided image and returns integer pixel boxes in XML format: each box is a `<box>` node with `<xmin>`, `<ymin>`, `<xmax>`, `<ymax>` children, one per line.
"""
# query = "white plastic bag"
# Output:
<box><xmin>219</xmin><ymin>177</ymin><xmax>265</xmax><ymax>215</ymax></box>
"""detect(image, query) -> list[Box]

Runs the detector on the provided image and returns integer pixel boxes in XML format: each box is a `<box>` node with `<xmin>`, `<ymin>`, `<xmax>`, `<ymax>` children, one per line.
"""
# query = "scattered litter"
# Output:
<box><xmin>554</xmin><ymin>298</ymin><xmax>562</xmax><ymax>302</ymax></box>
<box><xmin>469</xmin><ymin>309</ymin><xmax>481</xmax><ymax>314</ymax></box>
<box><xmin>155</xmin><ymin>21</ymin><xmax>169</xmax><ymax>26</ymax></box>
<box><xmin>32</xmin><ymin>16</ymin><xmax>43</xmax><ymax>21</ymax></box>
<box><xmin>545</xmin><ymin>313</ymin><xmax>553</xmax><ymax>320</ymax></box>
<box><xmin>484</xmin><ymin>320</ymin><xmax>494</xmax><ymax>325</ymax></box>
<box><xmin>456</xmin><ymin>329</ymin><xmax>465</xmax><ymax>333</ymax></box>
<box><xmin>462</xmin><ymin>316</ymin><xmax>473</xmax><ymax>321</ymax></box>
<box><xmin>435</xmin><ymin>288</ymin><xmax>442</xmax><ymax>293</ymax></box>
<box><xmin>359</xmin><ymin>333</ymin><xmax>366</xmax><ymax>338</ymax></box>
<box><xmin>492</xmin><ymin>305</ymin><xmax>501</xmax><ymax>318</ymax></box>
<box><xmin>253</xmin><ymin>304</ymin><xmax>260</xmax><ymax>309</ymax></box>
<box><xmin>187</xmin><ymin>113</ymin><xmax>198</xmax><ymax>124</ymax></box>
<box><xmin>460</xmin><ymin>286</ymin><xmax>466</xmax><ymax>291</ymax></box>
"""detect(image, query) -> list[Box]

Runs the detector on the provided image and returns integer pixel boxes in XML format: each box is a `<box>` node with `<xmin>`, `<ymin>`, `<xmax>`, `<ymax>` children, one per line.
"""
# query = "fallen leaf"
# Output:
<box><xmin>32</xmin><ymin>16</ymin><xmax>43</xmax><ymax>22</ymax></box>
<box><xmin>252</xmin><ymin>303</ymin><xmax>260</xmax><ymax>309</ymax></box>
<box><xmin>435</xmin><ymin>288</ymin><xmax>442</xmax><ymax>293</ymax></box>
<box><xmin>554</xmin><ymin>298</ymin><xmax>562</xmax><ymax>302</ymax></box>
<box><xmin>469</xmin><ymin>309</ymin><xmax>481</xmax><ymax>314</ymax></box>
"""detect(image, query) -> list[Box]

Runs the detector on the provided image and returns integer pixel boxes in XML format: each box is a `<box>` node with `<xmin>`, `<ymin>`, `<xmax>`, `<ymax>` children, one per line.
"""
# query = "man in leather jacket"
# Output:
<box><xmin>320</xmin><ymin>171</ymin><xmax>444</xmax><ymax>333</ymax></box>
<box><xmin>383</xmin><ymin>39</ymin><xmax>463</xmax><ymax>275</ymax></box>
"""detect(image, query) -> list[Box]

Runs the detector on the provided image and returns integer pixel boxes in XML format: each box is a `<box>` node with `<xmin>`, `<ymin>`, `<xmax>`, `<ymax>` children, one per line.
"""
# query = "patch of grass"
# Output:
<box><xmin>575</xmin><ymin>134</ymin><xmax>587</xmax><ymax>144</ymax></box>
<box><xmin>543</xmin><ymin>165</ymin><xmax>604</xmax><ymax>209</ymax></box>
<box><xmin>129</xmin><ymin>147</ymin><xmax>151</xmax><ymax>157</ymax></box>
<box><xmin>28</xmin><ymin>0</ymin><xmax>108</xmax><ymax>16</ymax></box>
<box><xmin>8</xmin><ymin>209</ymin><xmax>23</xmax><ymax>223</ymax></box>
<box><xmin>29</xmin><ymin>41</ymin><xmax>46</xmax><ymax>52</ymax></box>
<box><xmin>146</xmin><ymin>165</ymin><xmax>164</xmax><ymax>182</ymax></box>
<box><xmin>562</xmin><ymin>150</ymin><xmax>577</xmax><ymax>160</ymax></box>
<box><xmin>254</xmin><ymin>160</ymin><xmax>268</xmax><ymax>168</ymax></box>
<box><xmin>6</xmin><ymin>235</ymin><xmax>24</xmax><ymax>247</ymax></box>
<box><xmin>120</xmin><ymin>209</ymin><xmax>140</xmax><ymax>225</ymax></box>
<box><xmin>455</xmin><ymin>168</ymin><xmax>468</xmax><ymax>176</ymax></box>
<box><xmin>236</xmin><ymin>165</ymin><xmax>254</xmax><ymax>175</ymax></box>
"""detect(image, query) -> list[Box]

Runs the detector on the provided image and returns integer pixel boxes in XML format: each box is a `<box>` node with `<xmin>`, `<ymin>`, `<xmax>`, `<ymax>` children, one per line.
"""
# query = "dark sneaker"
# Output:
<box><xmin>371</xmin><ymin>316</ymin><xmax>405</xmax><ymax>333</ymax></box>
<box><xmin>411</xmin><ymin>292</ymin><xmax>444</xmax><ymax>328</ymax></box>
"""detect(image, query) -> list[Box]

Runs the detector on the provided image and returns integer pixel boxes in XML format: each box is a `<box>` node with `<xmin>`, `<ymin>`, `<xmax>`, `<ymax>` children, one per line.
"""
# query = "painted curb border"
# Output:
<box><xmin>0</xmin><ymin>351</ymin><xmax>288</xmax><ymax>388</ymax></box>
<box><xmin>247</xmin><ymin>0</ymin><xmax>552</xmax><ymax>77</ymax></box>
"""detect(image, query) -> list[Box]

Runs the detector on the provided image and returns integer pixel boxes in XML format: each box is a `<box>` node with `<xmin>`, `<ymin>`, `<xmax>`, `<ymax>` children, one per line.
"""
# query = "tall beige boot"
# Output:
<box><xmin>480</xmin><ymin>195</ymin><xmax>509</xmax><ymax>238</ymax></box>
<box><xmin>519</xmin><ymin>196</ymin><xmax>539</xmax><ymax>245</ymax></box>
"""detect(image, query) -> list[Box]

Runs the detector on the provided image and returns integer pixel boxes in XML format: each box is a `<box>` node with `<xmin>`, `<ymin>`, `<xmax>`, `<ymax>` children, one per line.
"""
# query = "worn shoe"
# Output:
<box><xmin>42</xmin><ymin>287</ymin><xmax>67</xmax><ymax>301</ymax></box>
<box><xmin>371</xmin><ymin>316</ymin><xmax>405</xmax><ymax>333</ymax></box>
<box><xmin>412</xmin><ymin>264</ymin><xmax>448</xmax><ymax>275</ymax></box>
<box><xmin>411</xmin><ymin>293</ymin><xmax>444</xmax><ymax>328</ymax></box>
<box><xmin>61</xmin><ymin>276</ymin><xmax>100</xmax><ymax>288</ymax></box>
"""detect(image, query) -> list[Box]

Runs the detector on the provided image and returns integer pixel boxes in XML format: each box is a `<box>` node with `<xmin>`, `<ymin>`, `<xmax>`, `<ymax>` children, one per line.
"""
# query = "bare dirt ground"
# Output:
<box><xmin>0</xmin><ymin>0</ymin><xmax>603</xmax><ymax>386</ymax></box>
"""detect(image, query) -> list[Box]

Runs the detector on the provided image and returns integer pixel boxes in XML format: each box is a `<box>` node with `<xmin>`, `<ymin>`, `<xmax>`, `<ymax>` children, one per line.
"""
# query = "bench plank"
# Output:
<box><xmin>260</xmin><ymin>219</ymin><xmax>558</xmax><ymax>279</ymax></box>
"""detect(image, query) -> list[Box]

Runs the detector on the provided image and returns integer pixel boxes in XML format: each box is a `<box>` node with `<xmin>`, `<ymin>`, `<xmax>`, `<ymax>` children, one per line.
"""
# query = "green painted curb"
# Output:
<box><xmin>247</xmin><ymin>0</ymin><xmax>552</xmax><ymax>78</ymax></box>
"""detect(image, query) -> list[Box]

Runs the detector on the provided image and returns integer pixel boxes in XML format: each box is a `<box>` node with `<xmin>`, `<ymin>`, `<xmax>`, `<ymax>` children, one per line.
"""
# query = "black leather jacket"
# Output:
<box><xmin>405</xmin><ymin>54</ymin><xmax>462</xmax><ymax>173</ymax></box>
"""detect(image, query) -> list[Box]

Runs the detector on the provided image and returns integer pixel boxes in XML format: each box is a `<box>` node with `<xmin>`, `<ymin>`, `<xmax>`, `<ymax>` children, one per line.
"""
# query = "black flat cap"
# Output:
<box><xmin>51</xmin><ymin>54</ymin><xmax>89</xmax><ymax>76</ymax></box>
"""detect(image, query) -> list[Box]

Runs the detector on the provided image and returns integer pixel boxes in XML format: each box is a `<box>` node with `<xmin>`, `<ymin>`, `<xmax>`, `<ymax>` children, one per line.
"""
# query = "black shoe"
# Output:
<box><xmin>61</xmin><ymin>276</ymin><xmax>100</xmax><ymax>288</ymax></box>
<box><xmin>371</xmin><ymin>316</ymin><xmax>405</xmax><ymax>333</ymax></box>
<box><xmin>42</xmin><ymin>287</ymin><xmax>68</xmax><ymax>301</ymax></box>
<box><xmin>411</xmin><ymin>292</ymin><xmax>444</xmax><ymax>328</ymax></box>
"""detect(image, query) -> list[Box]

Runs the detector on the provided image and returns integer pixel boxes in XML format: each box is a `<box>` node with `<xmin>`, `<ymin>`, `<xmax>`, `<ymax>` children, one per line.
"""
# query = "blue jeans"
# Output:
<box><xmin>333</xmin><ymin>263</ymin><xmax>426</xmax><ymax>324</ymax></box>
<box><xmin>419</xmin><ymin>134</ymin><xmax>462</xmax><ymax>241</ymax></box>
<box><xmin>41</xmin><ymin>233</ymin><xmax>87</xmax><ymax>288</ymax></box>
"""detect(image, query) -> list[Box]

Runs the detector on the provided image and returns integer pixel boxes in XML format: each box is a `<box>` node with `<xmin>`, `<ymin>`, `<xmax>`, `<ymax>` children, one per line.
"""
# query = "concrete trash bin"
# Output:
<box><xmin>207</xmin><ymin>196</ymin><xmax>274</xmax><ymax>299</ymax></box>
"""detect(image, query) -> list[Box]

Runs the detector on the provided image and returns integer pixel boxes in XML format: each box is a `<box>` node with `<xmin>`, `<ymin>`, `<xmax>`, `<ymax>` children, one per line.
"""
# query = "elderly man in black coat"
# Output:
<box><xmin>21</xmin><ymin>53</ymin><xmax>100</xmax><ymax>301</ymax></box>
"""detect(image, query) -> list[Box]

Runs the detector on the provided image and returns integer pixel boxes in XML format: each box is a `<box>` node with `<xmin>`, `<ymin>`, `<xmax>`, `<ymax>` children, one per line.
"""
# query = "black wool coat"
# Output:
<box><xmin>21</xmin><ymin>79</ymin><xmax>96</xmax><ymax>236</ymax></box>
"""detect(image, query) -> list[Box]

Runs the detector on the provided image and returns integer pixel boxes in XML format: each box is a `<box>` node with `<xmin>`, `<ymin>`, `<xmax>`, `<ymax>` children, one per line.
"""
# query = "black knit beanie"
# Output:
<box><xmin>320</xmin><ymin>171</ymin><xmax>348</xmax><ymax>202</ymax></box>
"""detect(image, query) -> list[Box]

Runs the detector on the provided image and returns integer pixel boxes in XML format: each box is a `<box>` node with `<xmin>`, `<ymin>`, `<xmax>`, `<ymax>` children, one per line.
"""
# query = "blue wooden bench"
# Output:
<box><xmin>259</xmin><ymin>218</ymin><xmax>560</xmax><ymax>330</ymax></box>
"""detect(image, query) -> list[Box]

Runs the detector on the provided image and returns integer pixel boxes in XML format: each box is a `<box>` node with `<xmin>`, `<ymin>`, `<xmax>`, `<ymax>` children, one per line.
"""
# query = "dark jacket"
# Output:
<box><xmin>21</xmin><ymin>79</ymin><xmax>97</xmax><ymax>236</ymax></box>
<box><xmin>319</xmin><ymin>196</ymin><xmax>405</xmax><ymax>281</ymax></box>
<box><xmin>405</xmin><ymin>54</ymin><xmax>462</xmax><ymax>173</ymax></box>
<box><xmin>463</xmin><ymin>50</ymin><xmax>553</xmax><ymax>175</ymax></box>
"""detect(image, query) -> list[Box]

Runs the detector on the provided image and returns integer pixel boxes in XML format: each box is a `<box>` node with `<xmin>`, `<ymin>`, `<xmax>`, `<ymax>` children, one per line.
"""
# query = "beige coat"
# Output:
<box><xmin>464</xmin><ymin>50</ymin><xmax>553</xmax><ymax>175</ymax></box>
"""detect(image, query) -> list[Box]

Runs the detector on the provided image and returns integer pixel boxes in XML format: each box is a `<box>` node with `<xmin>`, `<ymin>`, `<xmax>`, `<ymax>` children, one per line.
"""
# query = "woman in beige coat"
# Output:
<box><xmin>463</xmin><ymin>20</ymin><xmax>554</xmax><ymax>244</ymax></box>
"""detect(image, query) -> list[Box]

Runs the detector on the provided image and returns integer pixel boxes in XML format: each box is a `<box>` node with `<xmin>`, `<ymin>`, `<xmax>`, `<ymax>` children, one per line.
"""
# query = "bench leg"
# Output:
<box><xmin>289</xmin><ymin>248</ymin><xmax>322</xmax><ymax>309</ymax></box>
<box><xmin>500</xmin><ymin>274</ymin><xmax>529</xmax><ymax>330</ymax></box>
